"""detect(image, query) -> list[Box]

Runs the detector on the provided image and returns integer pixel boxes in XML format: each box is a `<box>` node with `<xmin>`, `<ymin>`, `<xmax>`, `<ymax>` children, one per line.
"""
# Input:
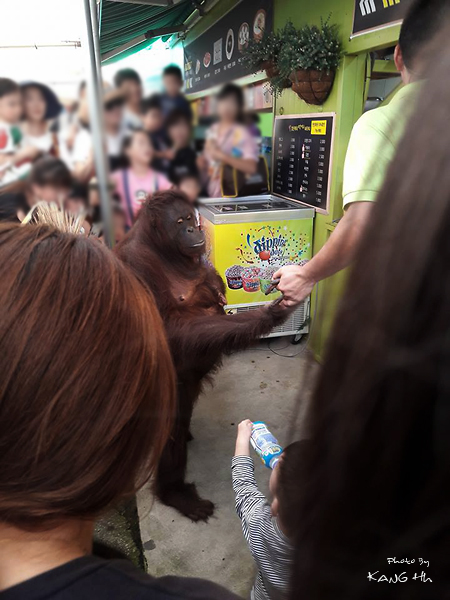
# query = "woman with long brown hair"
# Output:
<box><xmin>0</xmin><ymin>223</ymin><xmax>238</xmax><ymax>599</ymax></box>
<box><xmin>289</xmin><ymin>18</ymin><xmax>450</xmax><ymax>600</ymax></box>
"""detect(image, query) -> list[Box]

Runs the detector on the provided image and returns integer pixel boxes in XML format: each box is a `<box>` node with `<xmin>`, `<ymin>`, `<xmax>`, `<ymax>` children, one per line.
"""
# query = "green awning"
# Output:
<box><xmin>100</xmin><ymin>0</ymin><xmax>196</xmax><ymax>64</ymax></box>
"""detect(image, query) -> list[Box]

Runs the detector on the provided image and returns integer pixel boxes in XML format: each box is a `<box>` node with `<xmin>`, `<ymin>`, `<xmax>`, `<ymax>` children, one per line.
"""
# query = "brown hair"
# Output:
<box><xmin>0</xmin><ymin>223</ymin><xmax>175</xmax><ymax>527</ymax></box>
<box><xmin>276</xmin><ymin>440</ymin><xmax>309</xmax><ymax>538</ymax></box>
<box><xmin>290</xmin><ymin>21</ymin><xmax>450</xmax><ymax>600</ymax></box>
<box><xmin>28</xmin><ymin>156</ymin><xmax>73</xmax><ymax>190</ymax></box>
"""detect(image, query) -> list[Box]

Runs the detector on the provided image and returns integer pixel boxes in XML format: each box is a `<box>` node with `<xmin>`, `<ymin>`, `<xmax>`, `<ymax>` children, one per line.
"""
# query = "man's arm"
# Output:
<box><xmin>274</xmin><ymin>201</ymin><xmax>373</xmax><ymax>308</ymax></box>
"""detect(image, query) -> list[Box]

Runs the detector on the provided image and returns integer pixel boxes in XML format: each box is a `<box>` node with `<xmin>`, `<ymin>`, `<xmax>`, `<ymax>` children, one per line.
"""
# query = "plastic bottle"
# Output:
<box><xmin>250</xmin><ymin>422</ymin><xmax>283</xmax><ymax>469</ymax></box>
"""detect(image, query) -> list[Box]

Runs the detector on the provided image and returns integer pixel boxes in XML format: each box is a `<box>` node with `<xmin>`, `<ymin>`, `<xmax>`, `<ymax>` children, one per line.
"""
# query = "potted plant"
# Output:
<box><xmin>278</xmin><ymin>17</ymin><xmax>343</xmax><ymax>105</ymax></box>
<box><xmin>242</xmin><ymin>24</ymin><xmax>294</xmax><ymax>96</ymax></box>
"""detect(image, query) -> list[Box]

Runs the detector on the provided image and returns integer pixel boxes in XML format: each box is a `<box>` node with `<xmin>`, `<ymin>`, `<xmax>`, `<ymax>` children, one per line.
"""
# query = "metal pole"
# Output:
<box><xmin>80</xmin><ymin>0</ymin><xmax>114</xmax><ymax>247</ymax></box>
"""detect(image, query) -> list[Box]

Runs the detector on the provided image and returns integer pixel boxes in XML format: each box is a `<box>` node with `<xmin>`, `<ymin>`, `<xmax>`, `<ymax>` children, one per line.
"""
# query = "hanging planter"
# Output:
<box><xmin>261</xmin><ymin>60</ymin><xmax>279</xmax><ymax>80</ymax></box>
<box><xmin>278</xmin><ymin>17</ymin><xmax>343</xmax><ymax>106</ymax></box>
<box><xmin>261</xmin><ymin>61</ymin><xmax>292</xmax><ymax>90</ymax></box>
<box><xmin>290</xmin><ymin>69</ymin><xmax>335</xmax><ymax>105</ymax></box>
<box><xmin>242</xmin><ymin>22</ymin><xmax>295</xmax><ymax>96</ymax></box>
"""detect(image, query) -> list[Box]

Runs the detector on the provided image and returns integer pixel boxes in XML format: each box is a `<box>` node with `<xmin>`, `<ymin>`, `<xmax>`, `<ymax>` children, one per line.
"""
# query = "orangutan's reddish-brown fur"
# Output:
<box><xmin>116</xmin><ymin>191</ymin><xmax>288</xmax><ymax>521</ymax></box>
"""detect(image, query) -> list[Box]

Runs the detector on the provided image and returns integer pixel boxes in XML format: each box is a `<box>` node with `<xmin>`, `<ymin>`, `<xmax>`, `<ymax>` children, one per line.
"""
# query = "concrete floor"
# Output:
<box><xmin>138</xmin><ymin>337</ymin><xmax>318</xmax><ymax>598</ymax></box>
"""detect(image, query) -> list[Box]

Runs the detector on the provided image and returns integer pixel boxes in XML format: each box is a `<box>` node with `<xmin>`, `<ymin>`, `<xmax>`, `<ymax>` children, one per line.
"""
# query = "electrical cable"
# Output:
<box><xmin>252</xmin><ymin>281</ymin><xmax>321</xmax><ymax>358</ymax></box>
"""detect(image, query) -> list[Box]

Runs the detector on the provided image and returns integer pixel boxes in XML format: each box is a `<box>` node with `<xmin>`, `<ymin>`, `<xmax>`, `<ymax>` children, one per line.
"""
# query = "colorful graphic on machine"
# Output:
<box><xmin>224</xmin><ymin>224</ymin><xmax>310</xmax><ymax>294</ymax></box>
<box><xmin>273</xmin><ymin>114</ymin><xmax>335</xmax><ymax>211</ymax></box>
<box><xmin>352</xmin><ymin>0</ymin><xmax>413</xmax><ymax>36</ymax></box>
<box><xmin>184</xmin><ymin>0</ymin><xmax>273</xmax><ymax>93</ymax></box>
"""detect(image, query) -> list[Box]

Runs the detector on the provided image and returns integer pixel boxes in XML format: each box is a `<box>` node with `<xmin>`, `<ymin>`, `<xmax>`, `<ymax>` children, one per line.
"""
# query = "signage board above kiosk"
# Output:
<box><xmin>184</xmin><ymin>0</ymin><xmax>273</xmax><ymax>94</ymax></box>
<box><xmin>272</xmin><ymin>114</ymin><xmax>335</xmax><ymax>214</ymax></box>
<box><xmin>352</xmin><ymin>0</ymin><xmax>414</xmax><ymax>37</ymax></box>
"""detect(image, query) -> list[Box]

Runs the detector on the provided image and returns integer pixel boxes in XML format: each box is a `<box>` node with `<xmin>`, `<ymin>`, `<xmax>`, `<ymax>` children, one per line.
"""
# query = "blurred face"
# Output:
<box><xmin>65</xmin><ymin>196</ymin><xmax>86</xmax><ymax>215</ymax></box>
<box><xmin>143</xmin><ymin>108</ymin><xmax>163</xmax><ymax>133</ymax></box>
<box><xmin>163</xmin><ymin>74</ymin><xmax>182</xmax><ymax>97</ymax></box>
<box><xmin>0</xmin><ymin>91</ymin><xmax>22</xmax><ymax>124</ymax></box>
<box><xmin>29</xmin><ymin>184</ymin><xmax>70</xmax><ymax>206</ymax></box>
<box><xmin>178</xmin><ymin>178</ymin><xmax>201</xmax><ymax>204</ymax></box>
<box><xmin>23</xmin><ymin>86</ymin><xmax>47</xmax><ymax>123</ymax></box>
<box><xmin>126</xmin><ymin>131</ymin><xmax>154</xmax><ymax>165</ymax></box>
<box><xmin>168</xmin><ymin>119</ymin><xmax>191</xmax><ymax>148</ymax></box>
<box><xmin>217</xmin><ymin>95</ymin><xmax>240</xmax><ymax>123</ymax></box>
<box><xmin>104</xmin><ymin>102</ymin><xmax>123</xmax><ymax>130</ymax></box>
<box><xmin>121</xmin><ymin>79</ymin><xmax>142</xmax><ymax>109</ymax></box>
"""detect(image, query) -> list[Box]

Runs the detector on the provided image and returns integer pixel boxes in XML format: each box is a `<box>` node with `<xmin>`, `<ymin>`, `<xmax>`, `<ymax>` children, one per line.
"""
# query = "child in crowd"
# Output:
<box><xmin>0</xmin><ymin>156</ymin><xmax>72</xmax><ymax>221</ymax></box>
<box><xmin>111</xmin><ymin>129</ymin><xmax>171</xmax><ymax>227</ymax></box>
<box><xmin>114</xmin><ymin>68</ymin><xmax>143</xmax><ymax>130</ymax></box>
<box><xmin>160</xmin><ymin>65</ymin><xmax>192</xmax><ymax>122</ymax></box>
<box><xmin>173</xmin><ymin>170</ymin><xmax>202</xmax><ymax>226</ymax></box>
<box><xmin>141</xmin><ymin>95</ymin><xmax>171</xmax><ymax>173</ymax></box>
<box><xmin>65</xmin><ymin>182</ymin><xmax>88</xmax><ymax>216</ymax></box>
<box><xmin>0</xmin><ymin>78</ymin><xmax>40</xmax><ymax>186</ymax></box>
<box><xmin>166</xmin><ymin>109</ymin><xmax>198</xmax><ymax>184</ymax></box>
<box><xmin>21</xmin><ymin>81</ymin><xmax>63</xmax><ymax>155</ymax></box>
<box><xmin>233</xmin><ymin>420</ymin><xmax>306</xmax><ymax>600</ymax></box>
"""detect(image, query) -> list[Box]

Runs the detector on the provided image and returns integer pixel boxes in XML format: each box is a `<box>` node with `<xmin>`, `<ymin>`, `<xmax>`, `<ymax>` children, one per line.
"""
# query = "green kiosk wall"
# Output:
<box><xmin>185</xmin><ymin>0</ymin><xmax>401</xmax><ymax>361</ymax></box>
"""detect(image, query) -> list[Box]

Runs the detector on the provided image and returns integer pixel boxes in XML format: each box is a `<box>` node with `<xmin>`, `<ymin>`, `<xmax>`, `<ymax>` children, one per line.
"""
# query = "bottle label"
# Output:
<box><xmin>251</xmin><ymin>422</ymin><xmax>283</xmax><ymax>468</ymax></box>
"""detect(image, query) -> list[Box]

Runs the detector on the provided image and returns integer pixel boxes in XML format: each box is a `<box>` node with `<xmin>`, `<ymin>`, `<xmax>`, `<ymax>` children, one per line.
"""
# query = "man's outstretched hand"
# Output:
<box><xmin>272</xmin><ymin>265</ymin><xmax>315</xmax><ymax>308</ymax></box>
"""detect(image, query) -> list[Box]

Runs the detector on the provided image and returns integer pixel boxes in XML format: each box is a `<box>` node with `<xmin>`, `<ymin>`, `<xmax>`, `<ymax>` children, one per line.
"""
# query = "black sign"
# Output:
<box><xmin>272</xmin><ymin>114</ymin><xmax>335</xmax><ymax>212</ymax></box>
<box><xmin>184</xmin><ymin>0</ymin><xmax>273</xmax><ymax>94</ymax></box>
<box><xmin>352</xmin><ymin>0</ymin><xmax>414</xmax><ymax>37</ymax></box>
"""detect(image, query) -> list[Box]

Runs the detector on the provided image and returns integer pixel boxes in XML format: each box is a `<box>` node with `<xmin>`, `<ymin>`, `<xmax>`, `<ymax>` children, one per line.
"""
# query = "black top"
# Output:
<box><xmin>160</xmin><ymin>93</ymin><xmax>193</xmax><ymax>122</ymax></box>
<box><xmin>168</xmin><ymin>147</ymin><xmax>198</xmax><ymax>183</ymax></box>
<box><xmin>0</xmin><ymin>556</ymin><xmax>240</xmax><ymax>600</ymax></box>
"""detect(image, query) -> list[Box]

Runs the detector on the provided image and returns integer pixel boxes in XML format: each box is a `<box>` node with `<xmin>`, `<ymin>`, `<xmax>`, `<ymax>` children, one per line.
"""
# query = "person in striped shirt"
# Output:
<box><xmin>232</xmin><ymin>420</ymin><xmax>307</xmax><ymax>600</ymax></box>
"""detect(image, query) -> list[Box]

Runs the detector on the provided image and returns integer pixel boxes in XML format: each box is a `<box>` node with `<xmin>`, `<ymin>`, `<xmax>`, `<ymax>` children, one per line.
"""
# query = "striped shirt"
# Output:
<box><xmin>231</xmin><ymin>456</ymin><xmax>293</xmax><ymax>600</ymax></box>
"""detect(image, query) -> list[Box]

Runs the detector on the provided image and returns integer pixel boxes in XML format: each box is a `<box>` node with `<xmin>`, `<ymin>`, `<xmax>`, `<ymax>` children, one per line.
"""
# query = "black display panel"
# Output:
<box><xmin>272</xmin><ymin>114</ymin><xmax>335</xmax><ymax>213</ymax></box>
<box><xmin>184</xmin><ymin>0</ymin><xmax>273</xmax><ymax>94</ymax></box>
<box><xmin>352</xmin><ymin>0</ymin><xmax>413</xmax><ymax>37</ymax></box>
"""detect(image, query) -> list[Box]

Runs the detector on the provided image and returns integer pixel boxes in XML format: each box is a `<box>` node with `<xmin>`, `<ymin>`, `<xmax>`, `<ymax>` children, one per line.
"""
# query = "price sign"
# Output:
<box><xmin>272</xmin><ymin>114</ymin><xmax>335</xmax><ymax>213</ymax></box>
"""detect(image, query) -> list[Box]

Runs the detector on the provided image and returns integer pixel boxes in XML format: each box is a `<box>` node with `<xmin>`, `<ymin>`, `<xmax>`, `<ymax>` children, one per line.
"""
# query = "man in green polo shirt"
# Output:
<box><xmin>274</xmin><ymin>0</ymin><xmax>449</xmax><ymax>308</ymax></box>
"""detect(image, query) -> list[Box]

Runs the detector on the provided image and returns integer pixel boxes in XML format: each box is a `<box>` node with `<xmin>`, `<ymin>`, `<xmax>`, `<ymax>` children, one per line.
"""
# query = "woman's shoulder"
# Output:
<box><xmin>93</xmin><ymin>557</ymin><xmax>241</xmax><ymax>600</ymax></box>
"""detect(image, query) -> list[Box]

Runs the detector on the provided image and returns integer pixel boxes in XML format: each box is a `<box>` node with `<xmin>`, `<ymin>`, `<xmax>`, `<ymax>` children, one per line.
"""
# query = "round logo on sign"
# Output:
<box><xmin>238</xmin><ymin>22</ymin><xmax>250</xmax><ymax>52</ymax></box>
<box><xmin>253</xmin><ymin>9</ymin><xmax>266</xmax><ymax>41</ymax></box>
<box><xmin>203</xmin><ymin>52</ymin><xmax>211</xmax><ymax>68</ymax></box>
<box><xmin>226</xmin><ymin>28</ymin><xmax>234</xmax><ymax>60</ymax></box>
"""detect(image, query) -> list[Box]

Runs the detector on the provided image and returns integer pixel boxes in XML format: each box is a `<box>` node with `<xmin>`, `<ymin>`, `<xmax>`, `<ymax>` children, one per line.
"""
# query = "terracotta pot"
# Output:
<box><xmin>290</xmin><ymin>69</ymin><xmax>335</xmax><ymax>105</ymax></box>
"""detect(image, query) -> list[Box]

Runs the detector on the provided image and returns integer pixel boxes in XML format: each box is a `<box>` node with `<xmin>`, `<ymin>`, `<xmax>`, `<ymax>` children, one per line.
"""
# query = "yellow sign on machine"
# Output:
<box><xmin>201</xmin><ymin>215</ymin><xmax>313</xmax><ymax>306</ymax></box>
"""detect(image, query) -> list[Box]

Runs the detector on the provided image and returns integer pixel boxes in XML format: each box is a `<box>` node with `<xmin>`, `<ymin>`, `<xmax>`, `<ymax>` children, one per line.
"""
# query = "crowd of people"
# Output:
<box><xmin>0</xmin><ymin>65</ymin><xmax>261</xmax><ymax>243</ymax></box>
<box><xmin>0</xmin><ymin>0</ymin><xmax>449</xmax><ymax>599</ymax></box>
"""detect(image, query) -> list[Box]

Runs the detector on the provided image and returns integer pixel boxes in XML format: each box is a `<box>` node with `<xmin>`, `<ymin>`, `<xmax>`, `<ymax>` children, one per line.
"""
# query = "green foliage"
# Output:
<box><xmin>242</xmin><ymin>22</ymin><xmax>296</xmax><ymax>97</ymax></box>
<box><xmin>278</xmin><ymin>17</ymin><xmax>343</xmax><ymax>77</ymax></box>
<box><xmin>241</xmin><ymin>17</ymin><xmax>342</xmax><ymax>97</ymax></box>
<box><xmin>242</xmin><ymin>30</ymin><xmax>284</xmax><ymax>73</ymax></box>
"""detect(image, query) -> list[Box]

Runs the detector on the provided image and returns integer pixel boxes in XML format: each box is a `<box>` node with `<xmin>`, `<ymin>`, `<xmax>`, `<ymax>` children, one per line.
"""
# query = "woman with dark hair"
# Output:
<box><xmin>20</xmin><ymin>82</ymin><xmax>62</xmax><ymax>156</ymax></box>
<box><xmin>201</xmin><ymin>83</ymin><xmax>258</xmax><ymax>198</ymax></box>
<box><xmin>289</xmin><ymin>22</ymin><xmax>450</xmax><ymax>600</ymax></box>
<box><xmin>0</xmin><ymin>223</ymin><xmax>238</xmax><ymax>599</ymax></box>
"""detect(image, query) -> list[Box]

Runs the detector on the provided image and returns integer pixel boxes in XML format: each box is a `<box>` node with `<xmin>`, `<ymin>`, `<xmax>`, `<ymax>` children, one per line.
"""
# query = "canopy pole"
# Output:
<box><xmin>81</xmin><ymin>0</ymin><xmax>114</xmax><ymax>247</ymax></box>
